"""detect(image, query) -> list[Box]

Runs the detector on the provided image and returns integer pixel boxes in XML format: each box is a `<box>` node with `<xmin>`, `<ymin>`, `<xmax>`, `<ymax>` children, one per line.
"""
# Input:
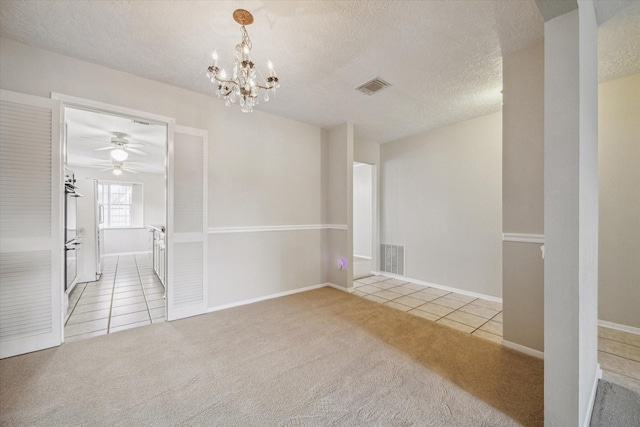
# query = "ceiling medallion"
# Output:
<box><xmin>207</xmin><ymin>9</ymin><xmax>280</xmax><ymax>113</ymax></box>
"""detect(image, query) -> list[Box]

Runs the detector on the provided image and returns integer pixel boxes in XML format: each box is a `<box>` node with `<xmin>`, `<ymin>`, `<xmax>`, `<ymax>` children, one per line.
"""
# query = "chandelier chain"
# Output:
<box><xmin>240</xmin><ymin>26</ymin><xmax>252</xmax><ymax>50</ymax></box>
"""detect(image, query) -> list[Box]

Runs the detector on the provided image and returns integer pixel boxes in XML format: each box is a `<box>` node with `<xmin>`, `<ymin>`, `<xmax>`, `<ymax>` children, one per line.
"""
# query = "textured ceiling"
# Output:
<box><xmin>0</xmin><ymin>1</ymin><xmax>638</xmax><ymax>144</ymax></box>
<box><xmin>598</xmin><ymin>3</ymin><xmax>640</xmax><ymax>83</ymax></box>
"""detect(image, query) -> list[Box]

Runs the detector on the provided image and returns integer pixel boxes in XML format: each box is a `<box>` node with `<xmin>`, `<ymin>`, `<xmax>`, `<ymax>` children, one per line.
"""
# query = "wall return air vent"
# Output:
<box><xmin>380</xmin><ymin>244</ymin><xmax>405</xmax><ymax>276</ymax></box>
<box><xmin>355</xmin><ymin>77</ymin><xmax>392</xmax><ymax>95</ymax></box>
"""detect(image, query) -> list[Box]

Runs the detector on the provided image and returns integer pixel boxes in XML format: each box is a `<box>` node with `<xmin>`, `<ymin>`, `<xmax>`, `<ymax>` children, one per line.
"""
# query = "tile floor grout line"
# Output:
<box><xmin>355</xmin><ymin>277</ymin><xmax>504</xmax><ymax>339</ymax></box>
<box><xmin>471</xmin><ymin>316</ymin><xmax>497</xmax><ymax>335</ymax></box>
<box><xmin>65</xmin><ymin>282</ymin><xmax>88</xmax><ymax>326</ymax></box>
<box><xmin>598</xmin><ymin>335</ymin><xmax>640</xmax><ymax>349</ymax></box>
<box><xmin>600</xmin><ymin>366</ymin><xmax>640</xmax><ymax>381</ymax></box>
<box><xmin>134</xmin><ymin>253</ymin><xmax>153</xmax><ymax>323</ymax></box>
<box><xmin>106</xmin><ymin>256</ymin><xmax>120</xmax><ymax>333</ymax></box>
<box><xmin>598</xmin><ymin>349</ymin><xmax>640</xmax><ymax>364</ymax></box>
<box><xmin>438</xmin><ymin>317</ymin><xmax>479</xmax><ymax>331</ymax></box>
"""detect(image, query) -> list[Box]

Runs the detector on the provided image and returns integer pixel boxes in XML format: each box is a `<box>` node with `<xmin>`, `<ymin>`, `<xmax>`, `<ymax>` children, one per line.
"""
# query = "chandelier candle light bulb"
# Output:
<box><xmin>207</xmin><ymin>9</ymin><xmax>280</xmax><ymax>113</ymax></box>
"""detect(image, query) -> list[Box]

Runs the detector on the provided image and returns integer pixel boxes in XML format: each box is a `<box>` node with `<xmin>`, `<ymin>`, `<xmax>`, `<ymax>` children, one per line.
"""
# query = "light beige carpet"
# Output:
<box><xmin>0</xmin><ymin>287</ymin><xmax>543</xmax><ymax>426</ymax></box>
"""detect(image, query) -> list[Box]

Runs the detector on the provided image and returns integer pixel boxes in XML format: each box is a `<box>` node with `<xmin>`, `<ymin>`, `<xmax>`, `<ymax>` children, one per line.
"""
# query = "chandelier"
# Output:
<box><xmin>207</xmin><ymin>9</ymin><xmax>280</xmax><ymax>113</ymax></box>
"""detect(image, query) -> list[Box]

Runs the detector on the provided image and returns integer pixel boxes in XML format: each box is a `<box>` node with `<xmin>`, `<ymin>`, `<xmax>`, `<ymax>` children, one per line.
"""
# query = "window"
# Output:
<box><xmin>98</xmin><ymin>182</ymin><xmax>141</xmax><ymax>228</ymax></box>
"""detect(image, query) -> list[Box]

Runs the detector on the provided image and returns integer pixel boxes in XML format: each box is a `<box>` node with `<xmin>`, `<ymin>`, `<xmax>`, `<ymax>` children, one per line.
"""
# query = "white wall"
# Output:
<box><xmin>354</xmin><ymin>138</ymin><xmax>380</xmax><ymax>165</ymax></box>
<box><xmin>0</xmin><ymin>37</ymin><xmax>325</xmax><ymax>308</ymax></box>
<box><xmin>380</xmin><ymin>112</ymin><xmax>502</xmax><ymax>298</ymax></box>
<box><xmin>321</xmin><ymin>124</ymin><xmax>354</xmax><ymax>288</ymax></box>
<box><xmin>598</xmin><ymin>73</ymin><xmax>640</xmax><ymax>329</ymax></box>
<box><xmin>502</xmin><ymin>42</ymin><xmax>545</xmax><ymax>352</ymax></box>
<box><xmin>543</xmin><ymin>6</ymin><xmax>599</xmax><ymax>425</ymax></box>
<box><xmin>353</xmin><ymin>163</ymin><xmax>372</xmax><ymax>258</ymax></box>
<box><xmin>71</xmin><ymin>166</ymin><xmax>165</xmax><ymax>255</ymax></box>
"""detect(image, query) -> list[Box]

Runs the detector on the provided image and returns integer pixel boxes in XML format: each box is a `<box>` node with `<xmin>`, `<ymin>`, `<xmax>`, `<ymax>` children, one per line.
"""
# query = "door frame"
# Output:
<box><xmin>352</xmin><ymin>161</ymin><xmax>379</xmax><ymax>276</ymax></box>
<box><xmin>51</xmin><ymin>93</ymin><xmax>175</xmax><ymax>337</ymax></box>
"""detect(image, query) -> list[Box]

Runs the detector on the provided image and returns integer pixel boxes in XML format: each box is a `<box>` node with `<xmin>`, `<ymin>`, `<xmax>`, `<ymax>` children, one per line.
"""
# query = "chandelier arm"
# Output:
<box><xmin>212</xmin><ymin>75</ymin><xmax>240</xmax><ymax>86</ymax></box>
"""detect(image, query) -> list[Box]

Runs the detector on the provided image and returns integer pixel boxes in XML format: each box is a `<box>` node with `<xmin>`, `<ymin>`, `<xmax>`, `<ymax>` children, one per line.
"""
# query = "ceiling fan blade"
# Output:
<box><xmin>98</xmin><ymin>167</ymin><xmax>112</xmax><ymax>171</ymax></box>
<box><xmin>122</xmin><ymin>168</ymin><xmax>139</xmax><ymax>174</ymax></box>
<box><xmin>127</xmin><ymin>142</ymin><xmax>146</xmax><ymax>147</ymax></box>
<box><xmin>82</xmin><ymin>136</ymin><xmax>108</xmax><ymax>143</ymax></box>
<box><xmin>94</xmin><ymin>146</ymin><xmax>113</xmax><ymax>151</ymax></box>
<box><xmin>126</xmin><ymin>147</ymin><xmax>148</xmax><ymax>155</ymax></box>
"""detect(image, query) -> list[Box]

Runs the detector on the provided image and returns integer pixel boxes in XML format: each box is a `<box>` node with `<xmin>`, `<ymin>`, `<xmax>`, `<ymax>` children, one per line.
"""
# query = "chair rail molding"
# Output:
<box><xmin>208</xmin><ymin>224</ymin><xmax>347</xmax><ymax>234</ymax></box>
<box><xmin>502</xmin><ymin>233</ymin><xmax>545</xmax><ymax>244</ymax></box>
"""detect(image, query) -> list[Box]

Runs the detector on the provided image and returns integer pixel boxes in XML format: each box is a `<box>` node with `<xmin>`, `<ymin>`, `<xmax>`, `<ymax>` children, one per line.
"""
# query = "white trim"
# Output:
<box><xmin>598</xmin><ymin>320</ymin><xmax>640</xmax><ymax>336</ymax></box>
<box><xmin>502</xmin><ymin>233</ymin><xmax>545</xmax><ymax>244</ymax></box>
<box><xmin>102</xmin><ymin>250</ymin><xmax>152</xmax><ymax>258</ymax></box>
<box><xmin>102</xmin><ymin>227</ymin><xmax>148</xmax><ymax>230</ymax></box>
<box><xmin>353</xmin><ymin>255</ymin><xmax>372</xmax><ymax>260</ymax></box>
<box><xmin>325</xmin><ymin>224</ymin><xmax>348</xmax><ymax>230</ymax></box>
<box><xmin>324</xmin><ymin>283</ymin><xmax>355</xmax><ymax>293</ymax></box>
<box><xmin>376</xmin><ymin>272</ymin><xmax>503</xmax><ymax>303</ymax></box>
<box><xmin>584</xmin><ymin>364</ymin><xmax>603</xmax><ymax>427</ymax></box>
<box><xmin>502</xmin><ymin>340</ymin><xmax>544</xmax><ymax>359</ymax></box>
<box><xmin>51</xmin><ymin>93</ymin><xmax>175</xmax><ymax>126</ymax></box>
<box><xmin>207</xmin><ymin>283</ymin><xmax>327</xmax><ymax>313</ymax></box>
<box><xmin>208</xmin><ymin>224</ymin><xmax>347</xmax><ymax>234</ymax></box>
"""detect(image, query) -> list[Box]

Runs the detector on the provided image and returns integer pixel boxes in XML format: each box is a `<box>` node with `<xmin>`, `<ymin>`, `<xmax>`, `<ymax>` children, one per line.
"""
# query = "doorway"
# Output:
<box><xmin>62</xmin><ymin>106</ymin><xmax>168</xmax><ymax>341</ymax></box>
<box><xmin>353</xmin><ymin>162</ymin><xmax>376</xmax><ymax>279</ymax></box>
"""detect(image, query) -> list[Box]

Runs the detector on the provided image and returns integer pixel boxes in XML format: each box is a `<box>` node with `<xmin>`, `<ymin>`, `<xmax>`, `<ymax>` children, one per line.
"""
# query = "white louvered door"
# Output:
<box><xmin>167</xmin><ymin>125</ymin><xmax>208</xmax><ymax>320</ymax></box>
<box><xmin>0</xmin><ymin>90</ymin><xmax>62</xmax><ymax>358</ymax></box>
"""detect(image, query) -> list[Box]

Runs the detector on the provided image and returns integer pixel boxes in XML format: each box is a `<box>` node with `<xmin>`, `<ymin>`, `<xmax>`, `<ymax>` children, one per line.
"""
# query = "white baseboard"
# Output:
<box><xmin>207</xmin><ymin>283</ymin><xmax>331</xmax><ymax>313</ymax></box>
<box><xmin>324</xmin><ymin>282</ymin><xmax>354</xmax><ymax>293</ymax></box>
<box><xmin>584</xmin><ymin>364</ymin><xmax>603</xmax><ymax>427</ymax></box>
<box><xmin>353</xmin><ymin>255</ymin><xmax>372</xmax><ymax>260</ymax></box>
<box><xmin>375</xmin><ymin>271</ymin><xmax>502</xmax><ymax>303</ymax></box>
<box><xmin>598</xmin><ymin>320</ymin><xmax>640</xmax><ymax>336</ymax></box>
<box><xmin>501</xmin><ymin>340</ymin><xmax>544</xmax><ymax>359</ymax></box>
<box><xmin>102</xmin><ymin>250</ymin><xmax>152</xmax><ymax>257</ymax></box>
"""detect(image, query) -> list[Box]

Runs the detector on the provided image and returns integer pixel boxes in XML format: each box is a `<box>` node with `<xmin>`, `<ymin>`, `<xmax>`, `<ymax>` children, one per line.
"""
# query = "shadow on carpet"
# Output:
<box><xmin>329</xmin><ymin>289</ymin><xmax>544</xmax><ymax>426</ymax></box>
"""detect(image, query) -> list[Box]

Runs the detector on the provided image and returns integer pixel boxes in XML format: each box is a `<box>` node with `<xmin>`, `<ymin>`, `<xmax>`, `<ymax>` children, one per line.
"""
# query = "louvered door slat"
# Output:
<box><xmin>167</xmin><ymin>125</ymin><xmax>208</xmax><ymax>320</ymax></box>
<box><xmin>0</xmin><ymin>90</ymin><xmax>62</xmax><ymax>359</ymax></box>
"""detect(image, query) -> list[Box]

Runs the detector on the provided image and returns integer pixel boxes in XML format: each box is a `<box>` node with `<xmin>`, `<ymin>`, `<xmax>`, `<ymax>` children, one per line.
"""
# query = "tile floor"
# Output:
<box><xmin>353</xmin><ymin>275</ymin><xmax>504</xmax><ymax>343</ymax></box>
<box><xmin>355</xmin><ymin>274</ymin><xmax>640</xmax><ymax>393</ymax></box>
<box><xmin>65</xmin><ymin>253</ymin><xmax>165</xmax><ymax>343</ymax></box>
<box><xmin>598</xmin><ymin>326</ymin><xmax>640</xmax><ymax>393</ymax></box>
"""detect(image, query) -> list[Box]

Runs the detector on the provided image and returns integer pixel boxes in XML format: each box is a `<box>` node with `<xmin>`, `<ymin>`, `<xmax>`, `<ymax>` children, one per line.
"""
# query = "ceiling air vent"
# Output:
<box><xmin>355</xmin><ymin>77</ymin><xmax>391</xmax><ymax>95</ymax></box>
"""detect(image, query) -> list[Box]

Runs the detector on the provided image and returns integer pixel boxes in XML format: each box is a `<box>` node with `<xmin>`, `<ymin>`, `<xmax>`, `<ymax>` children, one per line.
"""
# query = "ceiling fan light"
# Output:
<box><xmin>112</xmin><ymin>168</ymin><xmax>123</xmax><ymax>176</ymax></box>
<box><xmin>111</xmin><ymin>148</ymin><xmax>128</xmax><ymax>161</ymax></box>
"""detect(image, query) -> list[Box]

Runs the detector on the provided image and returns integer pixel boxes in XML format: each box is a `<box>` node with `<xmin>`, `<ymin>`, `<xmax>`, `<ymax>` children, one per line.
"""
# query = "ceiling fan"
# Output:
<box><xmin>95</xmin><ymin>161</ymin><xmax>139</xmax><ymax>176</ymax></box>
<box><xmin>84</xmin><ymin>131</ymin><xmax>148</xmax><ymax>159</ymax></box>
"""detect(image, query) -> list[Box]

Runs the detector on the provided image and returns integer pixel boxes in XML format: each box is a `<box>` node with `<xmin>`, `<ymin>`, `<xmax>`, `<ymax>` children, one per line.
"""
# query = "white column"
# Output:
<box><xmin>543</xmin><ymin>1</ymin><xmax>600</xmax><ymax>426</ymax></box>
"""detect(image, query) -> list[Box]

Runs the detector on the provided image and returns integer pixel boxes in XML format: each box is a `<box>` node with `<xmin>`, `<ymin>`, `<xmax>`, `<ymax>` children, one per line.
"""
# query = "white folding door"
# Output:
<box><xmin>0</xmin><ymin>90</ymin><xmax>62</xmax><ymax>358</ymax></box>
<box><xmin>166</xmin><ymin>125</ymin><xmax>208</xmax><ymax>320</ymax></box>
